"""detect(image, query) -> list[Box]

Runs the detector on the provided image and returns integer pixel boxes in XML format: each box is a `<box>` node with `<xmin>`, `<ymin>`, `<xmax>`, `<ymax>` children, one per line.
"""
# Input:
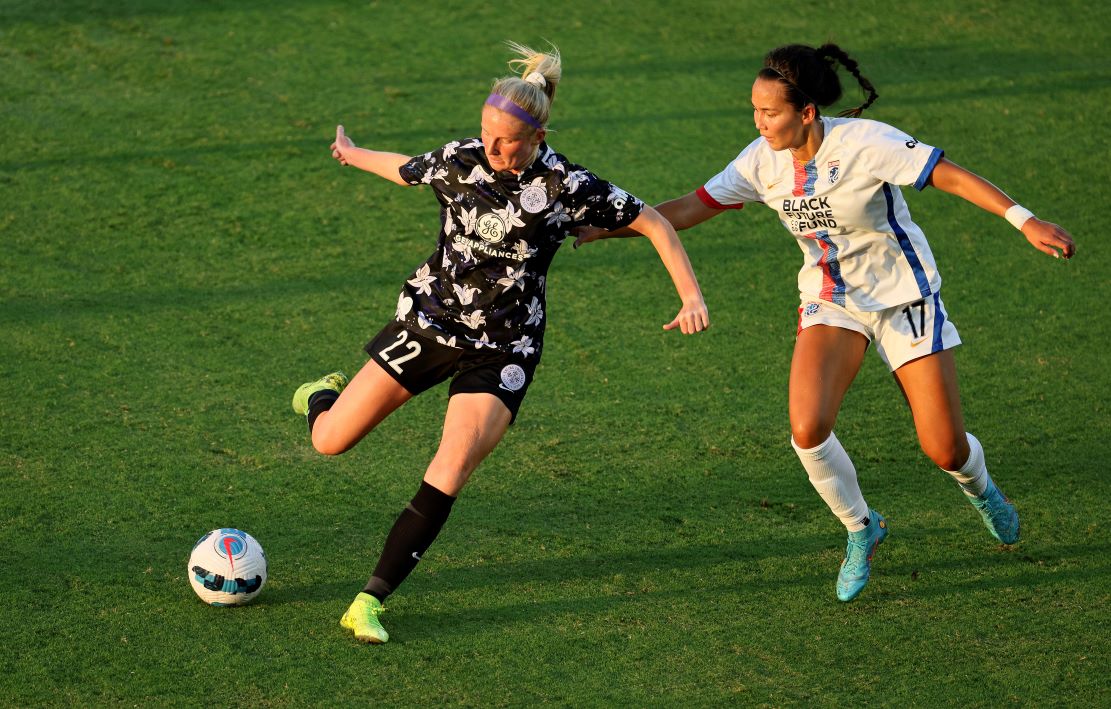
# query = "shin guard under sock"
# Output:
<box><xmin>793</xmin><ymin>432</ymin><xmax>870</xmax><ymax>532</ymax></box>
<box><xmin>363</xmin><ymin>481</ymin><xmax>456</xmax><ymax>601</ymax></box>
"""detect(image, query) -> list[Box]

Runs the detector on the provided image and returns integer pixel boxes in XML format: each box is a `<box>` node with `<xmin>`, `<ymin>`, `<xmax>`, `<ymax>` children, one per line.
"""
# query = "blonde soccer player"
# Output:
<box><xmin>292</xmin><ymin>42</ymin><xmax>708</xmax><ymax>643</ymax></box>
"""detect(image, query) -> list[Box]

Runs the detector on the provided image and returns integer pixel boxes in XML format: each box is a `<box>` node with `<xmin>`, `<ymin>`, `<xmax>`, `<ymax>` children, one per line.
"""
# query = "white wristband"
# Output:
<box><xmin>1004</xmin><ymin>205</ymin><xmax>1035</xmax><ymax>230</ymax></box>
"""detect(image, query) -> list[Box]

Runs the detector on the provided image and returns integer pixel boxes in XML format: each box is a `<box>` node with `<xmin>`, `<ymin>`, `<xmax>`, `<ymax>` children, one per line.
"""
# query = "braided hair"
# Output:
<box><xmin>758</xmin><ymin>43</ymin><xmax>878</xmax><ymax>118</ymax></box>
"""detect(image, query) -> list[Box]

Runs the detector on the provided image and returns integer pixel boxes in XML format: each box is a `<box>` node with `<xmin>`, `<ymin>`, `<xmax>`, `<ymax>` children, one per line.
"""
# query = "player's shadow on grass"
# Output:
<box><xmin>257</xmin><ymin>535</ymin><xmax>824</xmax><ymax>607</ymax></box>
<box><xmin>376</xmin><ymin>544</ymin><xmax>1110</xmax><ymax>644</ymax></box>
<box><xmin>258</xmin><ymin>533</ymin><xmax>1108</xmax><ymax>614</ymax></box>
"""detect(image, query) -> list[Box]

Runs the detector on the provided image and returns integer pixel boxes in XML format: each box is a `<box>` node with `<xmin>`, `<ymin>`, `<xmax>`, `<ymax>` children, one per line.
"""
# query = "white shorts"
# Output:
<box><xmin>797</xmin><ymin>292</ymin><xmax>962</xmax><ymax>371</ymax></box>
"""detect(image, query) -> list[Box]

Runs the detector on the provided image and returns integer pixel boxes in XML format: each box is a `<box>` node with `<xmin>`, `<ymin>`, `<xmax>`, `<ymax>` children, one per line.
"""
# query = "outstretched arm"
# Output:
<box><xmin>928</xmin><ymin>158</ymin><xmax>1075</xmax><ymax>259</ymax></box>
<box><xmin>626</xmin><ymin>206</ymin><xmax>710</xmax><ymax>334</ymax></box>
<box><xmin>575</xmin><ymin>191</ymin><xmax>726</xmax><ymax>247</ymax></box>
<box><xmin>331</xmin><ymin>125</ymin><xmax>412</xmax><ymax>186</ymax></box>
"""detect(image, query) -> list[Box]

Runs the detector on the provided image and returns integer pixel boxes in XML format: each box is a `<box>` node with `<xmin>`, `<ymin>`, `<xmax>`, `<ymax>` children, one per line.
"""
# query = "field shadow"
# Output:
<box><xmin>251</xmin><ymin>533</ymin><xmax>1109</xmax><ymax>616</ymax></box>
<box><xmin>0</xmin><ymin>104</ymin><xmax>742</xmax><ymax>173</ymax></box>
<box><xmin>224</xmin><ymin>526</ymin><xmax>834</xmax><ymax>604</ymax></box>
<box><xmin>0</xmin><ymin>226</ymin><xmax>705</xmax><ymax>328</ymax></box>
<box><xmin>387</xmin><ymin>546</ymin><xmax>1110</xmax><ymax>644</ymax></box>
<box><xmin>1</xmin><ymin>0</ymin><xmax>339</xmax><ymax>25</ymax></box>
<box><xmin>16</xmin><ymin>517</ymin><xmax>1103</xmax><ymax>635</ymax></box>
<box><xmin>6</xmin><ymin>61</ymin><xmax>1106</xmax><ymax>174</ymax></box>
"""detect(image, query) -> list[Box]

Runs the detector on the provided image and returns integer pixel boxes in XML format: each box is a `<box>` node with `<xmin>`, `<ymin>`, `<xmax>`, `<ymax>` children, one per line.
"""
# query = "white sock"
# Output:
<box><xmin>943</xmin><ymin>432</ymin><xmax>992</xmax><ymax>498</ymax></box>
<box><xmin>792</xmin><ymin>432</ymin><xmax>870</xmax><ymax>532</ymax></box>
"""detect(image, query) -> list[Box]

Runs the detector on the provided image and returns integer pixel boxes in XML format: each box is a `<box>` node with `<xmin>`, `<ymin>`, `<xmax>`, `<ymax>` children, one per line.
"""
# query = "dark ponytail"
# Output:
<box><xmin>759</xmin><ymin>43</ymin><xmax>878</xmax><ymax>118</ymax></box>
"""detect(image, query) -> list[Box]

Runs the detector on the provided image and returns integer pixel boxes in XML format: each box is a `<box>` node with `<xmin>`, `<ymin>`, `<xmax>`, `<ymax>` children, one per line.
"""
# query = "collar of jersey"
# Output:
<box><xmin>483</xmin><ymin>142</ymin><xmax>554</xmax><ymax>183</ymax></box>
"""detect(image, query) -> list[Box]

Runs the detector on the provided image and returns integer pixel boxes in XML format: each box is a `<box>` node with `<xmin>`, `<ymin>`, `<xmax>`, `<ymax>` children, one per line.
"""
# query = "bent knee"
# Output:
<box><xmin>923</xmin><ymin>440</ymin><xmax>970</xmax><ymax>472</ymax></box>
<box><xmin>312</xmin><ymin>441</ymin><xmax>348</xmax><ymax>457</ymax></box>
<box><xmin>311</xmin><ymin>431</ymin><xmax>355</xmax><ymax>457</ymax></box>
<box><xmin>790</xmin><ymin>420</ymin><xmax>834</xmax><ymax>450</ymax></box>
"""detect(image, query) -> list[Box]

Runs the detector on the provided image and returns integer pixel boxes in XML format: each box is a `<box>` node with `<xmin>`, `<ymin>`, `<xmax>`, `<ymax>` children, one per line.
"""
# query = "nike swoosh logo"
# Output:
<box><xmin>911</xmin><ymin>337</ymin><xmax>928</xmax><ymax>347</ymax></box>
<box><xmin>766</xmin><ymin>179</ymin><xmax>782</xmax><ymax>189</ymax></box>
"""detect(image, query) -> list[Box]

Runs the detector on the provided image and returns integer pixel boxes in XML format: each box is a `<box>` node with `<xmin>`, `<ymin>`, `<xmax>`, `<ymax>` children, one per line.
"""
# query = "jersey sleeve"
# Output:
<box><xmin>698</xmin><ymin>146</ymin><xmax>760</xmax><ymax>209</ymax></box>
<box><xmin>563</xmin><ymin>170</ymin><xmax>645</xmax><ymax>231</ymax></box>
<box><xmin>398</xmin><ymin>149</ymin><xmax>440</xmax><ymax>186</ymax></box>
<box><xmin>858</xmin><ymin>122</ymin><xmax>944</xmax><ymax>191</ymax></box>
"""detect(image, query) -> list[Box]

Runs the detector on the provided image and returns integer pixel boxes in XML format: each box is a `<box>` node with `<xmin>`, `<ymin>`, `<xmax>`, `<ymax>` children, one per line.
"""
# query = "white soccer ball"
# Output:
<box><xmin>187</xmin><ymin>528</ymin><xmax>267</xmax><ymax>606</ymax></box>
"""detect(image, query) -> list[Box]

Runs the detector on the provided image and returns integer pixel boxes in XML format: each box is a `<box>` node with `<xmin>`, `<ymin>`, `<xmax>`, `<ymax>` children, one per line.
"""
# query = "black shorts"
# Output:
<box><xmin>365</xmin><ymin>320</ymin><xmax>538</xmax><ymax>422</ymax></box>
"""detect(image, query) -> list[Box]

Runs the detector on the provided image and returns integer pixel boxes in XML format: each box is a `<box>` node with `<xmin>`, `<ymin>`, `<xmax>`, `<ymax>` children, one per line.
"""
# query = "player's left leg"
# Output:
<box><xmin>306</xmin><ymin>359</ymin><xmax>414</xmax><ymax>456</ymax></box>
<box><xmin>893</xmin><ymin>350</ymin><xmax>1018</xmax><ymax>544</ymax></box>
<box><xmin>342</xmin><ymin>393</ymin><xmax>513</xmax><ymax>643</ymax></box>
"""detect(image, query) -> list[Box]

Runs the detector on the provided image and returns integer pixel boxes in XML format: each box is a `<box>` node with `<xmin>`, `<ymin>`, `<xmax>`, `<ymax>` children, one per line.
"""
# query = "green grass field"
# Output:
<box><xmin>2</xmin><ymin>0</ymin><xmax>1108</xmax><ymax>705</ymax></box>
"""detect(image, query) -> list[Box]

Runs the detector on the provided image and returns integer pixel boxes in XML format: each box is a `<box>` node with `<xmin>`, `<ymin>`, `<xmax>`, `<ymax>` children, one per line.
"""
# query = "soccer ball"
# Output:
<box><xmin>188</xmin><ymin>528</ymin><xmax>267</xmax><ymax>606</ymax></box>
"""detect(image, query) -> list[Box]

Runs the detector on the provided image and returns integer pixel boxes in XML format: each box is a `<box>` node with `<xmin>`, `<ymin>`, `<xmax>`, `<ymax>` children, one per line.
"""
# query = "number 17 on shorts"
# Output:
<box><xmin>798</xmin><ymin>293</ymin><xmax>962</xmax><ymax>371</ymax></box>
<box><xmin>878</xmin><ymin>292</ymin><xmax>962</xmax><ymax>370</ymax></box>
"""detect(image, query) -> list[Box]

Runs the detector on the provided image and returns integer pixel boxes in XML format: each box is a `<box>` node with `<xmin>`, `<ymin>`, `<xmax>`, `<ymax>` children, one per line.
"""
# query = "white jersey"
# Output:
<box><xmin>699</xmin><ymin>117</ymin><xmax>944</xmax><ymax>311</ymax></box>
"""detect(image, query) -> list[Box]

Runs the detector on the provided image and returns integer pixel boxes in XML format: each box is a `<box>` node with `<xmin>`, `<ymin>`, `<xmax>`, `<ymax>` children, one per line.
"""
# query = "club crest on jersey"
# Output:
<box><xmin>519</xmin><ymin>184</ymin><xmax>548</xmax><ymax>214</ymax></box>
<box><xmin>476</xmin><ymin>213</ymin><xmax>507</xmax><ymax>243</ymax></box>
<box><xmin>802</xmin><ymin>302</ymin><xmax>821</xmax><ymax>317</ymax></box>
<box><xmin>499</xmin><ymin>364</ymin><xmax>527</xmax><ymax>391</ymax></box>
<box><xmin>827</xmin><ymin>160</ymin><xmax>840</xmax><ymax>184</ymax></box>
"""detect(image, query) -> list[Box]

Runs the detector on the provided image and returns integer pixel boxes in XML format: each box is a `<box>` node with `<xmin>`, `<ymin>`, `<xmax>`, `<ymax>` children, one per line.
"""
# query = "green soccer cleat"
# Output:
<box><xmin>836</xmin><ymin>510</ymin><xmax>888</xmax><ymax>602</ymax></box>
<box><xmin>340</xmin><ymin>592</ymin><xmax>389</xmax><ymax>644</ymax></box>
<box><xmin>969</xmin><ymin>482</ymin><xmax>1020</xmax><ymax>544</ymax></box>
<box><xmin>291</xmin><ymin>371</ymin><xmax>348</xmax><ymax>416</ymax></box>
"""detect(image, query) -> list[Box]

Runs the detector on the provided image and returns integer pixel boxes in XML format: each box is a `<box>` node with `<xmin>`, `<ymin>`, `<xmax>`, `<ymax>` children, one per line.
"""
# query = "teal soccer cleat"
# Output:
<box><xmin>340</xmin><ymin>592</ymin><xmax>389</xmax><ymax>644</ymax></box>
<box><xmin>291</xmin><ymin>371</ymin><xmax>348</xmax><ymax>416</ymax></box>
<box><xmin>836</xmin><ymin>510</ymin><xmax>888</xmax><ymax>602</ymax></box>
<box><xmin>969</xmin><ymin>482</ymin><xmax>1020</xmax><ymax>544</ymax></box>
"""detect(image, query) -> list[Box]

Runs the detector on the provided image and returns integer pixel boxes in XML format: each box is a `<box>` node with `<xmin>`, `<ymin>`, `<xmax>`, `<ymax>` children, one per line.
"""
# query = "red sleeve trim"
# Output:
<box><xmin>696</xmin><ymin>185</ymin><xmax>744</xmax><ymax>210</ymax></box>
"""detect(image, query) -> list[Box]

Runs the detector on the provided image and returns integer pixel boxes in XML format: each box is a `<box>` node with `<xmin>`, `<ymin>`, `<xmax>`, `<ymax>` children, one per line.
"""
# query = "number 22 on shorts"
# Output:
<box><xmin>378</xmin><ymin>330</ymin><xmax>422</xmax><ymax>374</ymax></box>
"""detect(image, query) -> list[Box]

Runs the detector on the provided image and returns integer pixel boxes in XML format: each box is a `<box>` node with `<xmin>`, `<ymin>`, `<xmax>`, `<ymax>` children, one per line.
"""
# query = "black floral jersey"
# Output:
<box><xmin>395</xmin><ymin>138</ymin><xmax>644</xmax><ymax>357</ymax></box>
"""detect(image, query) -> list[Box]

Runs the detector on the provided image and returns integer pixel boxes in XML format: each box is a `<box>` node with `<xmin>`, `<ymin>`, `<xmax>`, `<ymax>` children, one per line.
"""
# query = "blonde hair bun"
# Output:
<box><xmin>488</xmin><ymin>41</ymin><xmax>562</xmax><ymax>132</ymax></box>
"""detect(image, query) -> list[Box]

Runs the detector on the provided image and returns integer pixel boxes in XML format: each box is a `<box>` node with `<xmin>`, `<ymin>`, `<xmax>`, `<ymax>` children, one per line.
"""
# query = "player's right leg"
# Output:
<box><xmin>789</xmin><ymin>324</ymin><xmax>870</xmax><ymax>521</ymax></box>
<box><xmin>789</xmin><ymin>319</ymin><xmax>885</xmax><ymax>600</ymax></box>
<box><xmin>340</xmin><ymin>592</ymin><xmax>390</xmax><ymax>644</ymax></box>
<box><xmin>345</xmin><ymin>393</ymin><xmax>513</xmax><ymax>644</ymax></box>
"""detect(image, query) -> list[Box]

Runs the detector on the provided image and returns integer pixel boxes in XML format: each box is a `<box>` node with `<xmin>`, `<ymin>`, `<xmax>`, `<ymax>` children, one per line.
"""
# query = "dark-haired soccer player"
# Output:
<box><xmin>579</xmin><ymin>42</ymin><xmax>1074</xmax><ymax>602</ymax></box>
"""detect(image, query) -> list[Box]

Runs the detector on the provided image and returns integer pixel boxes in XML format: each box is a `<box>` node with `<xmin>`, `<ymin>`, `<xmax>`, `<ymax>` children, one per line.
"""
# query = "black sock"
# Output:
<box><xmin>363</xmin><ymin>481</ymin><xmax>456</xmax><ymax>602</ymax></box>
<box><xmin>306</xmin><ymin>390</ymin><xmax>339</xmax><ymax>433</ymax></box>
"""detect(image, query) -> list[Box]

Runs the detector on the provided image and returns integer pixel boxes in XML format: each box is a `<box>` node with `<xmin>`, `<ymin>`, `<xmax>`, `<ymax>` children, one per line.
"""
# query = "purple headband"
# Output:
<box><xmin>485</xmin><ymin>93</ymin><xmax>543</xmax><ymax>130</ymax></box>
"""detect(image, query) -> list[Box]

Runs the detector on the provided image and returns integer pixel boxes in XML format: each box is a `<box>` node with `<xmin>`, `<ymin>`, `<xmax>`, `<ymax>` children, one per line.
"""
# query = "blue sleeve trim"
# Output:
<box><xmin>914</xmin><ymin>147</ymin><xmax>944</xmax><ymax>191</ymax></box>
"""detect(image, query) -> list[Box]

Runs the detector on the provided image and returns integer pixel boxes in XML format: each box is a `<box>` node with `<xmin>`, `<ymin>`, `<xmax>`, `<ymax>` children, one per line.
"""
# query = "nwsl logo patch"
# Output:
<box><xmin>827</xmin><ymin>160</ymin><xmax>840</xmax><ymax>184</ymax></box>
<box><xmin>499</xmin><ymin>364</ymin><xmax>526</xmax><ymax>392</ymax></box>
